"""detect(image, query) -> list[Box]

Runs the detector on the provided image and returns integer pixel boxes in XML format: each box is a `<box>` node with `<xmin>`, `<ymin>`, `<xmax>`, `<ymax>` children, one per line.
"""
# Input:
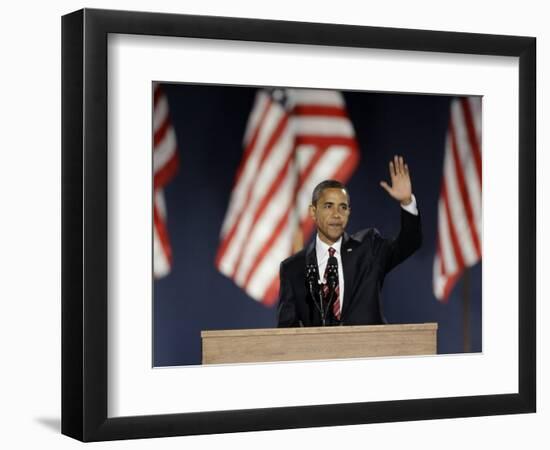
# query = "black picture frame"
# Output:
<box><xmin>61</xmin><ymin>8</ymin><xmax>536</xmax><ymax>442</ymax></box>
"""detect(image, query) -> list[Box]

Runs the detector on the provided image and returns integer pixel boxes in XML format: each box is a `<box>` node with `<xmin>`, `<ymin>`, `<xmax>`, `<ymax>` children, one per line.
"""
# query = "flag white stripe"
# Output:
<box><xmin>153</xmin><ymin>226</ymin><xmax>171</xmax><ymax>277</ymax></box>
<box><xmin>288</xmin><ymin>89</ymin><xmax>345</xmax><ymax>106</ymax></box>
<box><xmin>453</xmin><ymin>100</ymin><xmax>482</xmax><ymax>238</ymax></box>
<box><xmin>452</xmin><ymin>99</ymin><xmax>482</xmax><ymax>253</ymax></box>
<box><xmin>438</xmin><ymin>196</ymin><xmax>457</xmax><ymax>275</ymax></box>
<box><xmin>155</xmin><ymin>190</ymin><xmax>167</xmax><ymax>219</ymax></box>
<box><xmin>443</xmin><ymin>138</ymin><xmax>478</xmax><ymax>265</ymax></box>
<box><xmin>243</xmin><ymin>91</ymin><xmax>269</xmax><ymax>146</ymax></box>
<box><xmin>220</xmin><ymin>101</ymin><xmax>285</xmax><ymax>237</ymax></box>
<box><xmin>218</xmin><ymin>118</ymin><xmax>294</xmax><ymax>274</ymax></box>
<box><xmin>153</xmin><ymin>94</ymin><xmax>169</xmax><ymax>133</ymax></box>
<box><xmin>468</xmin><ymin>97</ymin><xmax>482</xmax><ymax>145</ymax></box>
<box><xmin>294</xmin><ymin>145</ymin><xmax>318</xmax><ymax>213</ymax></box>
<box><xmin>246</xmin><ymin>206</ymin><xmax>299</xmax><ymax>299</ymax></box>
<box><xmin>294</xmin><ymin>117</ymin><xmax>355</xmax><ymax>137</ymax></box>
<box><xmin>433</xmin><ymin>254</ymin><xmax>447</xmax><ymax>299</ymax></box>
<box><xmin>153</xmin><ymin>127</ymin><xmax>177</xmax><ymax>173</ymax></box>
<box><xmin>235</xmin><ymin>167</ymin><xmax>297</xmax><ymax>284</ymax></box>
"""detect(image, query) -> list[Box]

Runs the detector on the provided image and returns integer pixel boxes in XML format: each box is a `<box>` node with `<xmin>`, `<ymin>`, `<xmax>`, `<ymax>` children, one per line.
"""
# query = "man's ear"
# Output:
<box><xmin>308</xmin><ymin>204</ymin><xmax>316</xmax><ymax>220</ymax></box>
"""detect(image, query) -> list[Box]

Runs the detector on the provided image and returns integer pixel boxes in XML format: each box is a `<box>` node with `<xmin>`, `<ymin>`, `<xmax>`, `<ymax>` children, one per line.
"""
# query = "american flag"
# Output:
<box><xmin>433</xmin><ymin>97</ymin><xmax>482</xmax><ymax>301</ymax></box>
<box><xmin>153</xmin><ymin>83</ymin><xmax>179</xmax><ymax>278</ymax></box>
<box><xmin>215</xmin><ymin>88</ymin><xmax>360</xmax><ymax>305</ymax></box>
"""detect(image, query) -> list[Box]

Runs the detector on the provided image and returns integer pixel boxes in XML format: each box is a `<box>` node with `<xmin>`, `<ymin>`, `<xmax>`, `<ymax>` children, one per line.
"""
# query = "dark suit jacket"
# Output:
<box><xmin>277</xmin><ymin>209</ymin><xmax>421</xmax><ymax>327</ymax></box>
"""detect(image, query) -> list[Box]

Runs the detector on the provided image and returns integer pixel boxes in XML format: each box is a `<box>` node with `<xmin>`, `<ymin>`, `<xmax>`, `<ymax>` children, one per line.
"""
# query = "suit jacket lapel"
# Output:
<box><xmin>341</xmin><ymin>232</ymin><xmax>355</xmax><ymax>319</ymax></box>
<box><xmin>306</xmin><ymin>234</ymin><xmax>355</xmax><ymax>320</ymax></box>
<box><xmin>305</xmin><ymin>239</ymin><xmax>317</xmax><ymax>267</ymax></box>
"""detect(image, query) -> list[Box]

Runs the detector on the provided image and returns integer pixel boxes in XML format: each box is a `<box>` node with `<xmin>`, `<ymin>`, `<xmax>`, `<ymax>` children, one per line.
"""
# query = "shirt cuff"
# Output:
<box><xmin>400</xmin><ymin>194</ymin><xmax>418</xmax><ymax>216</ymax></box>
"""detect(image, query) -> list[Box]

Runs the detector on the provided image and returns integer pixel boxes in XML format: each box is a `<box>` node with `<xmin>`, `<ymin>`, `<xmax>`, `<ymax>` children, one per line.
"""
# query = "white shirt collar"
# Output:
<box><xmin>315</xmin><ymin>234</ymin><xmax>343</xmax><ymax>259</ymax></box>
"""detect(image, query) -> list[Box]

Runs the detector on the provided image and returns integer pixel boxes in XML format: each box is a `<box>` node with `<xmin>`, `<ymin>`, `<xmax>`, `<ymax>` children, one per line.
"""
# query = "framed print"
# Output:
<box><xmin>61</xmin><ymin>8</ymin><xmax>535</xmax><ymax>441</ymax></box>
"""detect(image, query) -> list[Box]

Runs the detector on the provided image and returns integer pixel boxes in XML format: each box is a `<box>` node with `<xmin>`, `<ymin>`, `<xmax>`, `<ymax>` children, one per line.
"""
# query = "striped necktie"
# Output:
<box><xmin>322</xmin><ymin>247</ymin><xmax>341</xmax><ymax>320</ymax></box>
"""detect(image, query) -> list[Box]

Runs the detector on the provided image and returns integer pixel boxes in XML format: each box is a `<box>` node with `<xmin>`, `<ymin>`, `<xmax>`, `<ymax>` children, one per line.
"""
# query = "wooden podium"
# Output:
<box><xmin>201</xmin><ymin>323</ymin><xmax>437</xmax><ymax>364</ymax></box>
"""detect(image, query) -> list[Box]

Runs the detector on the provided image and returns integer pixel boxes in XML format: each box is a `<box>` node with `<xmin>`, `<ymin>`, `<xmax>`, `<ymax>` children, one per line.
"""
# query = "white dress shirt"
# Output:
<box><xmin>314</xmin><ymin>195</ymin><xmax>418</xmax><ymax>316</ymax></box>
<box><xmin>315</xmin><ymin>235</ymin><xmax>345</xmax><ymax>314</ymax></box>
<box><xmin>400</xmin><ymin>194</ymin><xmax>418</xmax><ymax>216</ymax></box>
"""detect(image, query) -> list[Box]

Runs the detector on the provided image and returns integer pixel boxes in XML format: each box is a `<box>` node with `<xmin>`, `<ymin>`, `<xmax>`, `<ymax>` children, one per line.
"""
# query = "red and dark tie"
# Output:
<box><xmin>322</xmin><ymin>247</ymin><xmax>341</xmax><ymax>320</ymax></box>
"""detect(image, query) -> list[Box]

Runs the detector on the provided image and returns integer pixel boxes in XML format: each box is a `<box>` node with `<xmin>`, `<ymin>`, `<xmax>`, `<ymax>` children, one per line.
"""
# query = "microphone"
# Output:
<box><xmin>325</xmin><ymin>256</ymin><xmax>339</xmax><ymax>323</ymax></box>
<box><xmin>306</xmin><ymin>263</ymin><xmax>318</xmax><ymax>286</ymax></box>
<box><xmin>305</xmin><ymin>263</ymin><xmax>320</xmax><ymax>303</ymax></box>
<box><xmin>326</xmin><ymin>256</ymin><xmax>338</xmax><ymax>290</ymax></box>
<box><xmin>305</xmin><ymin>263</ymin><xmax>325</xmax><ymax>325</ymax></box>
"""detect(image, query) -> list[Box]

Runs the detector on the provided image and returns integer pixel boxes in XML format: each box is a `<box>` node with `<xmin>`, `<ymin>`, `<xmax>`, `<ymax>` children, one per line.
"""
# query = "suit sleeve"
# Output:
<box><xmin>277</xmin><ymin>262</ymin><xmax>299</xmax><ymax>327</ymax></box>
<box><xmin>381</xmin><ymin>208</ymin><xmax>422</xmax><ymax>274</ymax></box>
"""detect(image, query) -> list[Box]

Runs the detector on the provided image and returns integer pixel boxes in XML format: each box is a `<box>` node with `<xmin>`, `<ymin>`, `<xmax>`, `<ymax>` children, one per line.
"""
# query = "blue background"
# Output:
<box><xmin>153</xmin><ymin>84</ymin><xmax>482</xmax><ymax>367</ymax></box>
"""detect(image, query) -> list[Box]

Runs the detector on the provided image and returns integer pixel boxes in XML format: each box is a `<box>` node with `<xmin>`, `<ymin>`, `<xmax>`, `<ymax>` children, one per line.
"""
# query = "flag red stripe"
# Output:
<box><xmin>442</xmin><ymin>272</ymin><xmax>460</xmax><ymax>304</ymax></box>
<box><xmin>259</xmin><ymin>115</ymin><xmax>291</xmax><ymax>167</ymax></box>
<box><xmin>215</xmin><ymin>113</ymin><xmax>290</xmax><ymax>269</ymax></box>
<box><xmin>441</xmin><ymin>181</ymin><xmax>465</xmax><ymax>269</ymax></box>
<box><xmin>215</xmin><ymin>97</ymin><xmax>271</xmax><ymax>244</ymax></box>
<box><xmin>436</xmin><ymin>235</ymin><xmax>447</xmax><ymax>276</ymax></box>
<box><xmin>240</xmin><ymin>147</ymin><xmax>328</xmax><ymax>287</ymax></box>
<box><xmin>301</xmin><ymin>217</ymin><xmax>315</xmax><ymax>241</ymax></box>
<box><xmin>244</xmin><ymin>198</ymin><xmax>293</xmax><ymax>289</ymax></box>
<box><xmin>153</xmin><ymin>84</ymin><xmax>162</xmax><ymax>108</ymax></box>
<box><xmin>230</xmin><ymin>154</ymin><xmax>294</xmax><ymax>279</ymax></box>
<box><xmin>232</xmin><ymin>98</ymin><xmax>273</xmax><ymax>189</ymax></box>
<box><xmin>154</xmin><ymin>115</ymin><xmax>172</xmax><ymax>148</ymax></box>
<box><xmin>261</xmin><ymin>215</ymin><xmax>299</xmax><ymax>306</ymax></box>
<box><xmin>460</xmin><ymin>98</ymin><xmax>482</xmax><ymax>186</ymax></box>
<box><xmin>292</xmin><ymin>105</ymin><xmax>348</xmax><ymax>117</ymax></box>
<box><xmin>434</xmin><ymin>238</ymin><xmax>458</xmax><ymax>305</ymax></box>
<box><xmin>331</xmin><ymin>145</ymin><xmax>360</xmax><ymax>183</ymax></box>
<box><xmin>295</xmin><ymin>136</ymin><xmax>358</xmax><ymax>148</ymax></box>
<box><xmin>261</xmin><ymin>277</ymin><xmax>280</xmax><ymax>306</ymax></box>
<box><xmin>154</xmin><ymin>153</ymin><xmax>179</xmax><ymax>189</ymax></box>
<box><xmin>153</xmin><ymin>200</ymin><xmax>173</xmax><ymax>266</ymax></box>
<box><xmin>450</xmin><ymin>124</ymin><xmax>482</xmax><ymax>257</ymax></box>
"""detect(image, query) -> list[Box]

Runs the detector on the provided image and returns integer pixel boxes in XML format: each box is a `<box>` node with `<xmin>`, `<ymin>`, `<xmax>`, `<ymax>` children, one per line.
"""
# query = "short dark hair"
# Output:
<box><xmin>311</xmin><ymin>180</ymin><xmax>350</xmax><ymax>207</ymax></box>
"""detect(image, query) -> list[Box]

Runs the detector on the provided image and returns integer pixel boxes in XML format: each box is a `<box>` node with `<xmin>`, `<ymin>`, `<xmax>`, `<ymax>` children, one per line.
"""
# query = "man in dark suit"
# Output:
<box><xmin>277</xmin><ymin>155</ymin><xmax>421</xmax><ymax>327</ymax></box>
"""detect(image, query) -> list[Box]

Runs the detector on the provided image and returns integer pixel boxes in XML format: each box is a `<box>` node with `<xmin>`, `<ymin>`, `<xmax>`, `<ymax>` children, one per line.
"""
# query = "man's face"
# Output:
<box><xmin>309</xmin><ymin>187</ymin><xmax>351</xmax><ymax>245</ymax></box>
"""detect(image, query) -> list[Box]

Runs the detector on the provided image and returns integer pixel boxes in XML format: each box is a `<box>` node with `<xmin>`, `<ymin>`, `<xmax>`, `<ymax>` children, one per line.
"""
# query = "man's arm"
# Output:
<box><xmin>382</xmin><ymin>207</ymin><xmax>422</xmax><ymax>274</ymax></box>
<box><xmin>378</xmin><ymin>155</ymin><xmax>422</xmax><ymax>273</ymax></box>
<box><xmin>277</xmin><ymin>262</ymin><xmax>299</xmax><ymax>327</ymax></box>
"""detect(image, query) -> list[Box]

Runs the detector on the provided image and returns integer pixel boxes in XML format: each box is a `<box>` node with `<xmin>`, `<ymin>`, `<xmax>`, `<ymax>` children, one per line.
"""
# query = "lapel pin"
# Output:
<box><xmin>347</xmin><ymin>248</ymin><xmax>352</xmax><ymax>252</ymax></box>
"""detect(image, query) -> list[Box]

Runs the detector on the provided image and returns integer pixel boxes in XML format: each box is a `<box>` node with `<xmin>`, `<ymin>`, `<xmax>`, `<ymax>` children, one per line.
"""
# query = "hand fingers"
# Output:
<box><xmin>392</xmin><ymin>155</ymin><xmax>408</xmax><ymax>176</ymax></box>
<box><xmin>380</xmin><ymin>180</ymin><xmax>392</xmax><ymax>194</ymax></box>
<box><xmin>390</xmin><ymin>155</ymin><xmax>409</xmax><ymax>177</ymax></box>
<box><xmin>389</xmin><ymin>160</ymin><xmax>396</xmax><ymax>178</ymax></box>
